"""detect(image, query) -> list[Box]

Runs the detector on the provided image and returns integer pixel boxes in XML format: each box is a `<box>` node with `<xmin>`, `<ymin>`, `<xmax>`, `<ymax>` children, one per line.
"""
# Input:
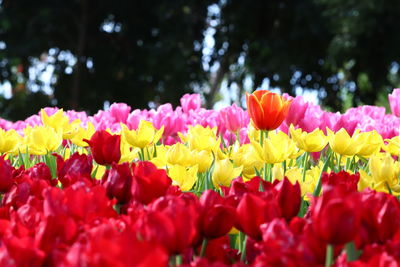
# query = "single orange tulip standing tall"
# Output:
<box><xmin>246</xmin><ymin>90</ymin><xmax>292</xmax><ymax>131</ymax></box>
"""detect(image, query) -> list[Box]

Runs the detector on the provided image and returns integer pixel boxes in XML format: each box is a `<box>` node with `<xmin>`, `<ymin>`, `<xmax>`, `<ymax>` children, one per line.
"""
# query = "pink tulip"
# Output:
<box><xmin>284</xmin><ymin>96</ymin><xmax>309</xmax><ymax>126</ymax></box>
<box><xmin>389</xmin><ymin>88</ymin><xmax>400</xmax><ymax>116</ymax></box>
<box><xmin>219</xmin><ymin>103</ymin><xmax>249</xmax><ymax>133</ymax></box>
<box><xmin>180</xmin><ymin>94</ymin><xmax>201</xmax><ymax>113</ymax></box>
<box><xmin>109</xmin><ymin>103</ymin><xmax>131</xmax><ymax>123</ymax></box>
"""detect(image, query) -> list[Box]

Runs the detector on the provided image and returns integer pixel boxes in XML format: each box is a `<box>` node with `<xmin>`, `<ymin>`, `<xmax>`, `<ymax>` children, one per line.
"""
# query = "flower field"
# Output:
<box><xmin>1</xmin><ymin>89</ymin><xmax>400</xmax><ymax>266</ymax></box>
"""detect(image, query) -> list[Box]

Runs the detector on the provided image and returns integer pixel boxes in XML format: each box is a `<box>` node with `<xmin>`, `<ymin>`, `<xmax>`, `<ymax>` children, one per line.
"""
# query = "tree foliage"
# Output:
<box><xmin>0</xmin><ymin>0</ymin><xmax>400</xmax><ymax>120</ymax></box>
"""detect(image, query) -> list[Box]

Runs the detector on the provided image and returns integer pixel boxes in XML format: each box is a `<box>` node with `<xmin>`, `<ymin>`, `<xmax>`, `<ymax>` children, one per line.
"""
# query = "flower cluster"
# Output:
<box><xmin>0</xmin><ymin>89</ymin><xmax>400</xmax><ymax>266</ymax></box>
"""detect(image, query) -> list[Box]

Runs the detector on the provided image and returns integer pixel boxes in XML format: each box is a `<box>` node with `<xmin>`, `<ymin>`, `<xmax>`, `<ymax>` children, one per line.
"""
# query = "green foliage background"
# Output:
<box><xmin>0</xmin><ymin>0</ymin><xmax>399</xmax><ymax>120</ymax></box>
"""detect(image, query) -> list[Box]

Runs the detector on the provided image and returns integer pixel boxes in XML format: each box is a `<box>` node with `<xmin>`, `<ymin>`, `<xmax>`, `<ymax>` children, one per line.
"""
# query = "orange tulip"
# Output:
<box><xmin>246</xmin><ymin>90</ymin><xmax>291</xmax><ymax>131</ymax></box>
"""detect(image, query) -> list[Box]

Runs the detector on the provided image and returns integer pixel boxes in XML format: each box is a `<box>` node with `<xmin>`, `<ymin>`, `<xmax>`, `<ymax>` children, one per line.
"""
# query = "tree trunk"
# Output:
<box><xmin>205</xmin><ymin>57</ymin><xmax>230</xmax><ymax>109</ymax></box>
<box><xmin>70</xmin><ymin>0</ymin><xmax>88</xmax><ymax>110</ymax></box>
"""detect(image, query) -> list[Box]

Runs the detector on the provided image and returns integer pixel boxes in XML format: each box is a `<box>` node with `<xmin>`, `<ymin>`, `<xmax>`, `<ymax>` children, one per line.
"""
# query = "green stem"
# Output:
<box><xmin>345</xmin><ymin>241</ymin><xmax>359</xmax><ymax>261</ymax></box>
<box><xmin>260</xmin><ymin>130</ymin><xmax>264</xmax><ymax>147</ymax></box>
<box><xmin>175</xmin><ymin>255</ymin><xmax>182</xmax><ymax>266</ymax></box>
<box><xmin>313</xmin><ymin>150</ymin><xmax>331</xmax><ymax>197</ymax></box>
<box><xmin>282</xmin><ymin>160</ymin><xmax>287</xmax><ymax>175</ymax></box>
<box><xmin>200</xmin><ymin>238</ymin><xmax>208</xmax><ymax>257</ymax></box>
<box><xmin>386</xmin><ymin>182</ymin><xmax>393</xmax><ymax>195</ymax></box>
<box><xmin>337</xmin><ymin>154</ymin><xmax>342</xmax><ymax>172</ymax></box>
<box><xmin>325</xmin><ymin>244</ymin><xmax>334</xmax><ymax>267</ymax></box>
<box><xmin>236</xmin><ymin>130</ymin><xmax>241</xmax><ymax>144</ymax></box>
<box><xmin>302</xmin><ymin>152</ymin><xmax>309</xmax><ymax>182</ymax></box>
<box><xmin>263</xmin><ymin>162</ymin><xmax>268</xmax><ymax>181</ymax></box>
<box><xmin>240</xmin><ymin>235</ymin><xmax>248</xmax><ymax>262</ymax></box>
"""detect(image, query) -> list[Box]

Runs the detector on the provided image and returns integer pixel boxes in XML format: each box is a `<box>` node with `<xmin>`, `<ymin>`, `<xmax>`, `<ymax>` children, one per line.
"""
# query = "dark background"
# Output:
<box><xmin>1</xmin><ymin>0</ymin><xmax>399</xmax><ymax>120</ymax></box>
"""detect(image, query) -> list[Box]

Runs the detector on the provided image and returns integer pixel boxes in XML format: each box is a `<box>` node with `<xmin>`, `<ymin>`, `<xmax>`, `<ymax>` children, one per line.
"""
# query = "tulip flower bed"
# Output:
<box><xmin>2</xmin><ymin>89</ymin><xmax>400</xmax><ymax>266</ymax></box>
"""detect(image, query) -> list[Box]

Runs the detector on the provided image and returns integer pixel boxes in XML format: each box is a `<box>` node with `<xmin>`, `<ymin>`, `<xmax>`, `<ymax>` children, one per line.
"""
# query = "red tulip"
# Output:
<box><xmin>246</xmin><ymin>90</ymin><xmax>291</xmax><ymax>131</ymax></box>
<box><xmin>0</xmin><ymin>156</ymin><xmax>14</xmax><ymax>193</ymax></box>
<box><xmin>102</xmin><ymin>162</ymin><xmax>132</xmax><ymax>204</ymax></box>
<box><xmin>273</xmin><ymin>177</ymin><xmax>301</xmax><ymax>221</ymax></box>
<box><xmin>65</xmin><ymin>224</ymin><xmax>168</xmax><ymax>267</ymax></box>
<box><xmin>236</xmin><ymin>192</ymin><xmax>281</xmax><ymax>240</ymax></box>
<box><xmin>84</xmin><ymin>130</ymin><xmax>121</xmax><ymax>165</ymax></box>
<box><xmin>198</xmin><ymin>190</ymin><xmax>236</xmax><ymax>239</ymax></box>
<box><xmin>321</xmin><ymin>170</ymin><xmax>359</xmax><ymax>193</ymax></box>
<box><xmin>136</xmin><ymin>195</ymin><xmax>199</xmax><ymax>254</ymax></box>
<box><xmin>311</xmin><ymin>186</ymin><xmax>361</xmax><ymax>245</ymax></box>
<box><xmin>358</xmin><ymin>191</ymin><xmax>400</xmax><ymax>245</ymax></box>
<box><xmin>55</xmin><ymin>152</ymin><xmax>93</xmax><ymax>187</ymax></box>
<box><xmin>131</xmin><ymin>161</ymin><xmax>172</xmax><ymax>205</ymax></box>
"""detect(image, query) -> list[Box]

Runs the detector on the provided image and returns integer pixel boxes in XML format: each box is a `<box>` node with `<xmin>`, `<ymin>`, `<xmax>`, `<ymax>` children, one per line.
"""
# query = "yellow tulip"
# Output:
<box><xmin>119</xmin><ymin>138</ymin><xmax>139</xmax><ymax>163</ymax></box>
<box><xmin>327</xmin><ymin>128</ymin><xmax>364</xmax><ymax>156</ymax></box>
<box><xmin>0</xmin><ymin>129</ymin><xmax>23</xmax><ymax>154</ymax></box>
<box><xmin>355</xmin><ymin>130</ymin><xmax>383</xmax><ymax>157</ymax></box>
<box><xmin>367</xmin><ymin>153</ymin><xmax>400</xmax><ymax>195</ymax></box>
<box><xmin>285</xmin><ymin>165</ymin><xmax>320</xmax><ymax>199</ymax></box>
<box><xmin>212</xmin><ymin>159</ymin><xmax>243</xmax><ymax>188</ymax></box>
<box><xmin>121</xmin><ymin>121</ymin><xmax>163</xmax><ymax>149</ymax></box>
<box><xmin>251</xmin><ymin>131</ymin><xmax>297</xmax><ymax>164</ymax></box>
<box><xmin>166</xmin><ymin>142</ymin><xmax>193</xmax><ymax>166</ymax></box>
<box><xmin>69</xmin><ymin>122</ymin><xmax>96</xmax><ymax>147</ymax></box>
<box><xmin>230</xmin><ymin>143</ymin><xmax>263</xmax><ymax>181</ymax></box>
<box><xmin>178</xmin><ymin>125</ymin><xmax>220</xmax><ymax>152</ymax></box>
<box><xmin>289</xmin><ymin>125</ymin><xmax>327</xmax><ymax>152</ymax></box>
<box><xmin>192</xmin><ymin>150</ymin><xmax>213</xmax><ymax>172</ymax></box>
<box><xmin>25</xmin><ymin>126</ymin><xmax>63</xmax><ymax>155</ymax></box>
<box><xmin>168</xmin><ymin>164</ymin><xmax>198</xmax><ymax>191</ymax></box>
<box><xmin>149</xmin><ymin>145</ymin><xmax>168</xmax><ymax>168</ymax></box>
<box><xmin>383</xmin><ymin>136</ymin><xmax>400</xmax><ymax>156</ymax></box>
<box><xmin>41</xmin><ymin>109</ymin><xmax>81</xmax><ymax>140</ymax></box>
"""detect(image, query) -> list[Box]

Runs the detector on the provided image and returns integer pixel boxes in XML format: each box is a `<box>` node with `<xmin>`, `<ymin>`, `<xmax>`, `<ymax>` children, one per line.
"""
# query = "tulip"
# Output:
<box><xmin>251</xmin><ymin>131</ymin><xmax>299</xmax><ymax>164</ymax></box>
<box><xmin>327</xmin><ymin>128</ymin><xmax>364</xmax><ymax>156</ymax></box>
<box><xmin>121</xmin><ymin>120</ymin><xmax>163</xmax><ymax>149</ymax></box>
<box><xmin>311</xmin><ymin>186</ymin><xmax>361</xmax><ymax>245</ymax></box>
<box><xmin>198</xmin><ymin>190</ymin><xmax>236</xmax><ymax>239</ymax></box>
<box><xmin>84</xmin><ymin>130</ymin><xmax>121</xmax><ymax>165</ymax></box>
<box><xmin>236</xmin><ymin>192</ymin><xmax>281</xmax><ymax>240</ymax></box>
<box><xmin>0</xmin><ymin>156</ymin><xmax>14</xmax><ymax>193</ymax></box>
<box><xmin>321</xmin><ymin>171</ymin><xmax>359</xmax><ymax>193</ymax></box>
<box><xmin>102</xmin><ymin>162</ymin><xmax>132</xmax><ymax>204</ymax></box>
<box><xmin>383</xmin><ymin>136</ymin><xmax>400</xmax><ymax>156</ymax></box>
<box><xmin>109</xmin><ymin>102</ymin><xmax>131</xmax><ymax>123</ymax></box>
<box><xmin>168</xmin><ymin>164</ymin><xmax>198</xmax><ymax>191</ymax></box>
<box><xmin>141</xmin><ymin>195</ymin><xmax>199</xmax><ymax>254</ymax></box>
<box><xmin>354</xmin><ymin>130</ymin><xmax>383</xmax><ymax>157</ymax></box>
<box><xmin>230</xmin><ymin>143</ymin><xmax>263</xmax><ymax>181</ymax></box>
<box><xmin>69</xmin><ymin>122</ymin><xmax>96</xmax><ymax>147</ymax></box>
<box><xmin>180</xmin><ymin>93</ymin><xmax>202</xmax><ymax>113</ymax></box>
<box><xmin>56</xmin><ymin>152</ymin><xmax>93</xmax><ymax>187</ymax></box>
<box><xmin>219</xmin><ymin>103</ymin><xmax>249</xmax><ymax>133</ymax></box>
<box><xmin>0</xmin><ymin>129</ymin><xmax>22</xmax><ymax>154</ymax></box>
<box><xmin>166</xmin><ymin>142</ymin><xmax>193</xmax><ymax>166</ymax></box>
<box><xmin>131</xmin><ymin>161</ymin><xmax>172</xmax><ymax>205</ymax></box>
<box><xmin>284</xmin><ymin>95</ymin><xmax>309</xmax><ymax>126</ymax></box>
<box><xmin>289</xmin><ymin>125</ymin><xmax>327</xmax><ymax>153</ymax></box>
<box><xmin>25</xmin><ymin>126</ymin><xmax>63</xmax><ymax>155</ymax></box>
<box><xmin>212</xmin><ymin>159</ymin><xmax>243</xmax><ymax>188</ymax></box>
<box><xmin>388</xmin><ymin>88</ymin><xmax>400</xmax><ymax>116</ymax></box>
<box><xmin>192</xmin><ymin>150</ymin><xmax>213</xmax><ymax>173</ymax></box>
<box><xmin>359</xmin><ymin>191</ymin><xmax>400</xmax><ymax>244</ymax></box>
<box><xmin>273</xmin><ymin>178</ymin><xmax>301</xmax><ymax>221</ymax></box>
<box><xmin>65</xmin><ymin>224</ymin><xmax>168</xmax><ymax>267</ymax></box>
<box><xmin>367</xmin><ymin>153</ymin><xmax>400</xmax><ymax>194</ymax></box>
<box><xmin>179</xmin><ymin>125</ymin><xmax>220</xmax><ymax>152</ymax></box>
<box><xmin>246</xmin><ymin>90</ymin><xmax>291</xmax><ymax>131</ymax></box>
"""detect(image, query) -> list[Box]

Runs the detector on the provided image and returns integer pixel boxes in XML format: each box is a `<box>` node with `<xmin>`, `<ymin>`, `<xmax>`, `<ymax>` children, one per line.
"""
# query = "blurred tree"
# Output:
<box><xmin>210</xmin><ymin>0</ymin><xmax>400</xmax><ymax>111</ymax></box>
<box><xmin>1</xmin><ymin>0</ymin><xmax>400</xmax><ymax>120</ymax></box>
<box><xmin>0</xmin><ymin>0</ymin><xmax>212</xmax><ymax>119</ymax></box>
